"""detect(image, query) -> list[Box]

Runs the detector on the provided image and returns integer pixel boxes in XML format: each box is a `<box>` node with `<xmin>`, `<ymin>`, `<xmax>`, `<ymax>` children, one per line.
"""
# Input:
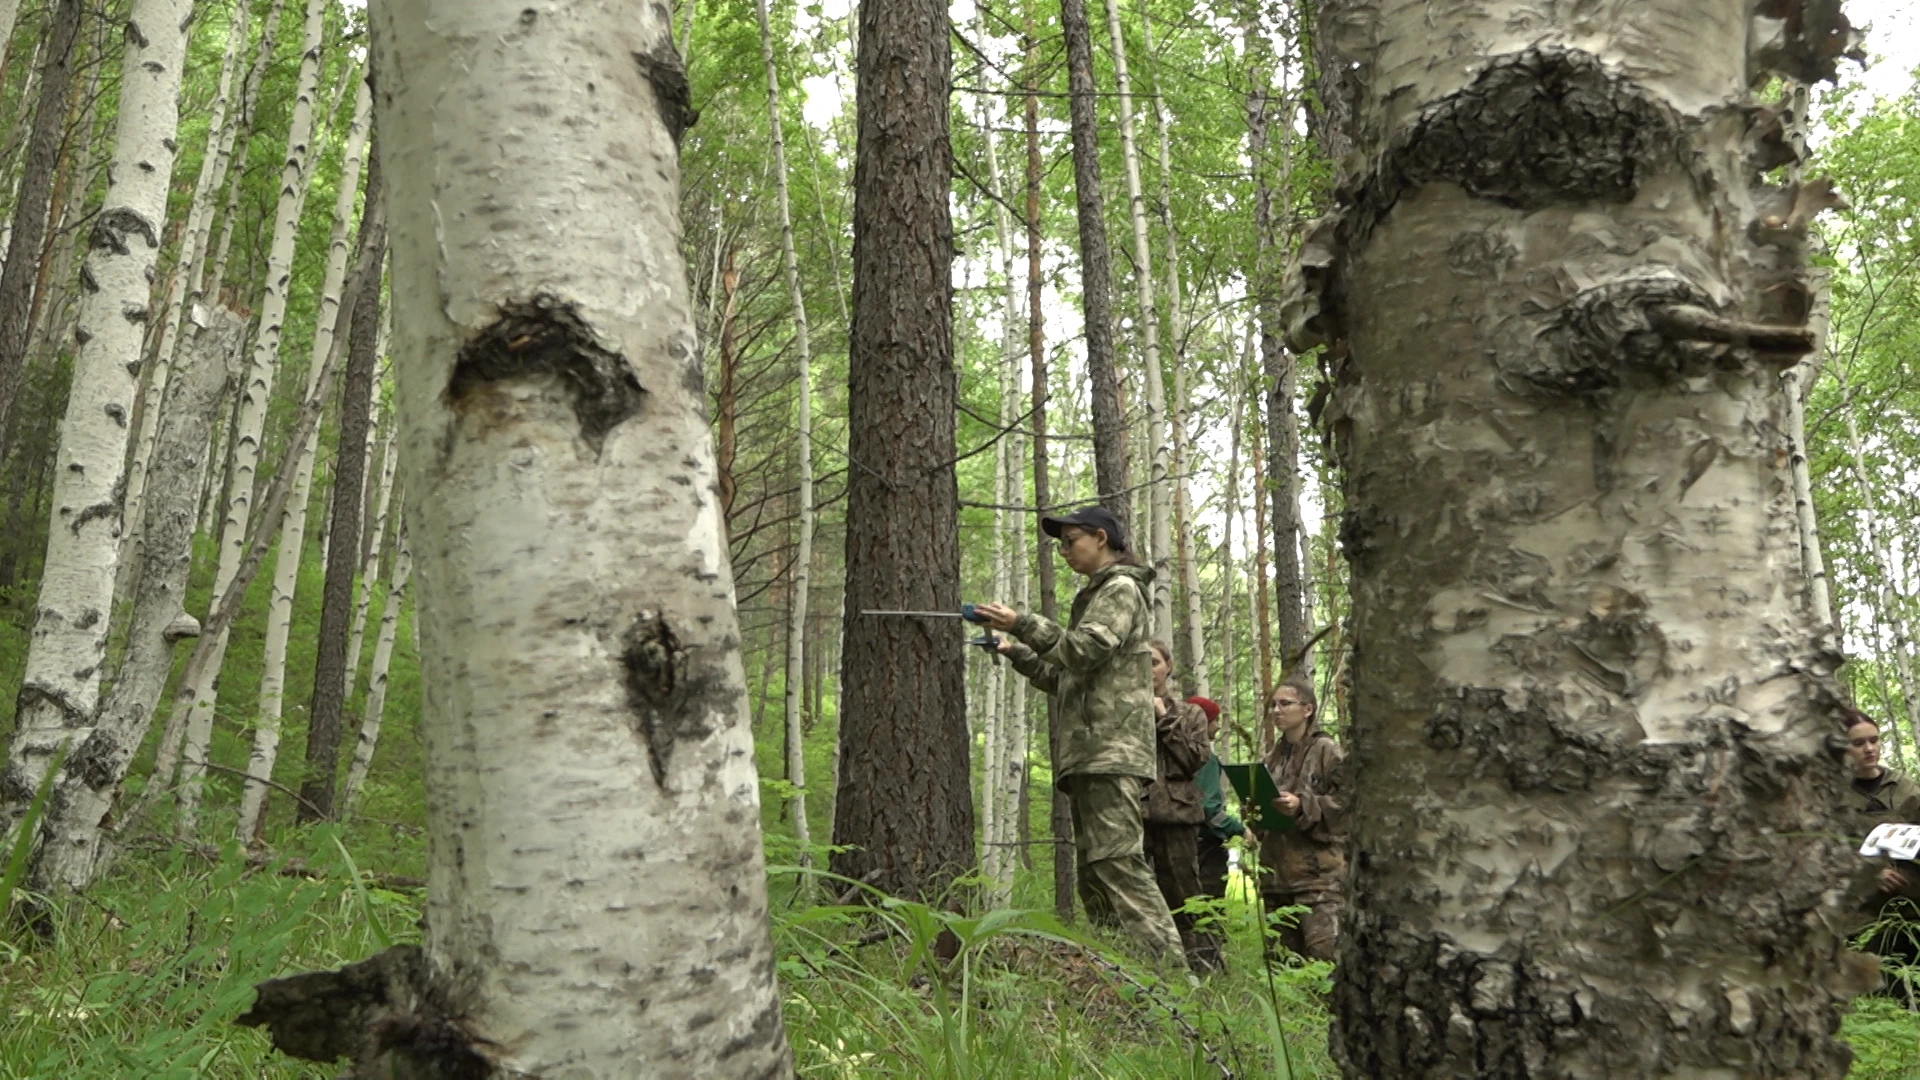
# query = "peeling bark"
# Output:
<box><xmin>30</xmin><ymin>307</ymin><xmax>242</xmax><ymax>893</ymax></box>
<box><xmin>1294</xmin><ymin>2</ymin><xmax>1870</xmax><ymax>1074</ymax></box>
<box><xmin>281</xmin><ymin>1</ymin><xmax>798</xmax><ymax>1074</ymax></box>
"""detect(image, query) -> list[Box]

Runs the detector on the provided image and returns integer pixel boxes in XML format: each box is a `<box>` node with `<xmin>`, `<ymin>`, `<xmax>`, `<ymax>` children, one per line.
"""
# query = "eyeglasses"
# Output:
<box><xmin>1056</xmin><ymin>532</ymin><xmax>1086</xmax><ymax>550</ymax></box>
<box><xmin>1268</xmin><ymin>698</ymin><xmax>1303</xmax><ymax>711</ymax></box>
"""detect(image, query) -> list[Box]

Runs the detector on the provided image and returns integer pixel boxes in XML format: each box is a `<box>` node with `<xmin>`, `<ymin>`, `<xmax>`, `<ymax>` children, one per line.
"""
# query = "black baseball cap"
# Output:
<box><xmin>1040</xmin><ymin>505</ymin><xmax>1128</xmax><ymax>552</ymax></box>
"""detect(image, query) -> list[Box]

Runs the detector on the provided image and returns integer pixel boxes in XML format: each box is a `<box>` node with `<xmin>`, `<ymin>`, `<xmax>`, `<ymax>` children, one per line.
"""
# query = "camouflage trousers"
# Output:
<box><xmin>1147</xmin><ymin>823</ymin><xmax>1224</xmax><ymax>972</ymax></box>
<box><xmin>1263</xmin><ymin>890</ymin><xmax>1342</xmax><ymax>964</ymax></box>
<box><xmin>1063</xmin><ymin>774</ymin><xmax>1184</xmax><ymax>962</ymax></box>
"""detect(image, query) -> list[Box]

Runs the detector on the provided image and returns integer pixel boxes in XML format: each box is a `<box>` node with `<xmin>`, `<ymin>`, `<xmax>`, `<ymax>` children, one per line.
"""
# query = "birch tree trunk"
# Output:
<box><xmin>243</xmin><ymin>3</ymin><xmax>795</xmax><ymax>1075</ymax></box>
<box><xmin>197</xmin><ymin>0</ymin><xmax>289</xmax><ymax>309</ymax></box>
<box><xmin>1059</xmin><ymin>0</ymin><xmax>1129</xmax><ymax>527</ymax></box>
<box><xmin>122</xmin><ymin>0</ymin><xmax>256</xmax><ymax>557</ymax></box>
<box><xmin>173</xmin><ymin>0</ymin><xmax>331</xmax><ymax>839</ymax></box>
<box><xmin>1102</xmin><ymin>0</ymin><xmax>1171</xmax><ymax>646</ymax></box>
<box><xmin>1294</xmin><ymin>1</ymin><xmax>1868</xmax><ymax>1072</ymax></box>
<box><xmin>0</xmin><ymin>0</ymin><xmax>21</xmax><ymax>76</ymax></box>
<box><xmin>238</xmin><ymin>71</ymin><xmax>373</xmax><ymax>840</ymax></box>
<box><xmin>344</xmin><ymin>406</ymin><xmax>398</xmax><ymax>692</ymax></box>
<box><xmin>31</xmin><ymin>307</ymin><xmax>242</xmax><ymax>893</ymax></box>
<box><xmin>0</xmin><ymin>0</ymin><xmax>82</xmax><ymax>438</ymax></box>
<box><xmin>755</xmin><ymin>0</ymin><xmax>813</xmax><ymax>864</ymax></box>
<box><xmin>0</xmin><ymin>0</ymin><xmax>194</xmax><ymax>821</ymax></box>
<box><xmin>977</xmin><ymin>74</ymin><xmax>1022</xmax><ymax>902</ymax></box>
<box><xmin>1836</xmin><ymin>364</ymin><xmax>1920</xmax><ymax>745</ymax></box>
<box><xmin>1025</xmin><ymin>17</ymin><xmax>1072</xmax><ymax>919</ymax></box>
<box><xmin>1143</xmin><ymin>6</ymin><xmax>1206</xmax><ymax>694</ymax></box>
<box><xmin>341</xmin><ymin>522</ymin><xmax>409</xmax><ymax>816</ymax></box>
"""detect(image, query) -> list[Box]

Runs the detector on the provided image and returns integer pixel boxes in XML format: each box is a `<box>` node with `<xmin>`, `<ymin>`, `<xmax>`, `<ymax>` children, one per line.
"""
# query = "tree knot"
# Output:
<box><xmin>448</xmin><ymin>295</ymin><xmax>645</xmax><ymax>454</ymax></box>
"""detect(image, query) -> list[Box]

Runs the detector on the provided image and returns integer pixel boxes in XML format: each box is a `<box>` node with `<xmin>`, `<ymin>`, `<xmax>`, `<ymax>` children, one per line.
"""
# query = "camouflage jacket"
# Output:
<box><xmin>1144</xmin><ymin>696</ymin><xmax>1212</xmax><ymax>825</ymax></box>
<box><xmin>1256</xmin><ymin>727</ymin><xmax>1346</xmax><ymax>901</ymax></box>
<box><xmin>1849</xmin><ymin>767</ymin><xmax>1920</xmax><ymax>835</ymax></box>
<box><xmin>1005</xmin><ymin>563</ymin><xmax>1156</xmax><ymax>785</ymax></box>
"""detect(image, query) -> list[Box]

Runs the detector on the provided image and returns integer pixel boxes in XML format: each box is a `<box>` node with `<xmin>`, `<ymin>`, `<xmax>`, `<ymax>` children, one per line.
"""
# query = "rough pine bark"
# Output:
<box><xmin>0</xmin><ymin>0</ymin><xmax>194</xmax><ymax>818</ymax></box>
<box><xmin>297</xmin><ymin>172</ymin><xmax>384</xmax><ymax>824</ymax></box>
<box><xmin>1291</xmin><ymin>2</ymin><xmax>1871</xmax><ymax>1074</ymax></box>
<box><xmin>829</xmin><ymin>0</ymin><xmax>975</xmax><ymax>900</ymax></box>
<box><xmin>1058</xmin><ymin>0</ymin><xmax>1129</xmax><ymax>526</ymax></box>
<box><xmin>239</xmin><ymin>3</ymin><xmax>796</xmax><ymax>1076</ymax></box>
<box><xmin>0</xmin><ymin>0</ymin><xmax>81</xmax><ymax>439</ymax></box>
<box><xmin>31</xmin><ymin>307</ymin><xmax>243</xmax><ymax>893</ymax></box>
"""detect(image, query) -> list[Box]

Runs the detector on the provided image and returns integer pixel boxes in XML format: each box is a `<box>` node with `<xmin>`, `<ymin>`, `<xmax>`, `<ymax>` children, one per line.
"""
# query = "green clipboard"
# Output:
<box><xmin>1221</xmin><ymin>762</ymin><xmax>1296</xmax><ymax>832</ymax></box>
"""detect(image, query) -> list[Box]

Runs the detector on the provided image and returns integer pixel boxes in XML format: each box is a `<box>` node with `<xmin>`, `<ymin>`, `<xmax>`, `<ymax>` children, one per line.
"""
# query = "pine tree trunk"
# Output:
<box><xmin>30</xmin><ymin>307</ymin><xmax>242</xmax><ymax>892</ymax></box>
<box><xmin>239</xmin><ymin>71</ymin><xmax>373</xmax><ymax>840</ymax></box>
<box><xmin>1102</xmin><ymin>0</ymin><xmax>1172</xmax><ymax>647</ymax></box>
<box><xmin>1299</xmin><ymin>2</ymin><xmax>1867</xmax><ymax>1071</ymax></box>
<box><xmin>0</xmin><ymin>0</ymin><xmax>194</xmax><ymax>823</ymax></box>
<box><xmin>121</xmin><ymin>0</ymin><xmax>257</xmax><ymax>560</ymax></box>
<box><xmin>1026</xmin><ymin>17</ymin><xmax>1071</xmax><ymax>919</ymax></box>
<box><xmin>754</xmin><ymin>0</ymin><xmax>813</xmax><ymax>865</ymax></box>
<box><xmin>1058</xmin><ymin>0</ymin><xmax>1129</xmax><ymax>527</ymax></box>
<box><xmin>341</xmin><ymin>521</ymin><xmax>409</xmax><ymax>816</ymax></box>
<box><xmin>296</xmin><ymin>157</ymin><xmax>384</xmax><ymax>825</ymax></box>
<box><xmin>173</xmin><ymin>0</ymin><xmax>331</xmax><ymax>839</ymax></box>
<box><xmin>830</xmin><ymin>0</ymin><xmax>975</xmax><ymax>901</ymax></box>
<box><xmin>0</xmin><ymin>0</ymin><xmax>82</xmax><ymax>439</ymax></box>
<box><xmin>240</xmin><ymin>4</ymin><xmax>796</xmax><ymax>1071</ymax></box>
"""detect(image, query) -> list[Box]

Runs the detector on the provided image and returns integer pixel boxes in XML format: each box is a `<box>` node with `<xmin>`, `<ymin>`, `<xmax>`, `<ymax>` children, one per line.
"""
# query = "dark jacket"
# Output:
<box><xmin>1256</xmin><ymin>727</ymin><xmax>1346</xmax><ymax>901</ymax></box>
<box><xmin>1195</xmin><ymin>755</ymin><xmax>1246</xmax><ymax>840</ymax></box>
<box><xmin>1144</xmin><ymin>696</ymin><xmax>1211</xmax><ymax>825</ymax></box>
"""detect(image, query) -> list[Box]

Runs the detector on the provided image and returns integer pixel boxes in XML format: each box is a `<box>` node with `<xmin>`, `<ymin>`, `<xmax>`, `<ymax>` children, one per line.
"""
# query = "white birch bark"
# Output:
<box><xmin>0</xmin><ymin>0</ymin><xmax>22</xmax><ymax>77</ymax></box>
<box><xmin>1142</xmin><ymin>6</ymin><xmax>1207</xmax><ymax>697</ymax></box>
<box><xmin>237</xmin><ymin>70</ymin><xmax>373</xmax><ymax>841</ymax></box>
<box><xmin>1837</xmin><ymin>364</ymin><xmax>1920</xmax><ymax>744</ymax></box>
<box><xmin>341</xmin><ymin>522</ymin><xmax>409</xmax><ymax>816</ymax></box>
<box><xmin>247</xmin><ymin>3</ymin><xmax>795</xmax><ymax>1074</ymax></box>
<box><xmin>173</xmin><ymin>0</ymin><xmax>331</xmax><ymax>840</ymax></box>
<box><xmin>755</xmin><ymin>0</ymin><xmax>813</xmax><ymax>863</ymax></box>
<box><xmin>121</xmin><ymin>0</ymin><xmax>252</xmax><ymax>551</ymax></box>
<box><xmin>32</xmin><ymin>307</ymin><xmax>242</xmax><ymax>892</ymax></box>
<box><xmin>1102</xmin><ymin>0</ymin><xmax>1171</xmax><ymax>646</ymax></box>
<box><xmin>345</xmin><ymin>389</ymin><xmax>397</xmax><ymax>694</ymax></box>
<box><xmin>198</xmin><ymin>0</ymin><xmax>290</xmax><ymax>308</ymax></box>
<box><xmin>0</xmin><ymin>0</ymin><xmax>196</xmax><ymax>821</ymax></box>
<box><xmin>1296</xmin><ymin>0</ymin><xmax>1865</xmax><ymax>1070</ymax></box>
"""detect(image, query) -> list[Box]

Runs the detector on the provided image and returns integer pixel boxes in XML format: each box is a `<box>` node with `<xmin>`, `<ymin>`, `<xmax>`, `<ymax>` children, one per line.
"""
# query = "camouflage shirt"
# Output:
<box><xmin>1005</xmin><ymin>563</ymin><xmax>1157</xmax><ymax>785</ymax></box>
<box><xmin>1144</xmin><ymin>696</ymin><xmax>1212</xmax><ymax>825</ymax></box>
<box><xmin>1256</xmin><ymin>727</ymin><xmax>1347</xmax><ymax>901</ymax></box>
<box><xmin>1849</xmin><ymin>767</ymin><xmax>1920</xmax><ymax>836</ymax></box>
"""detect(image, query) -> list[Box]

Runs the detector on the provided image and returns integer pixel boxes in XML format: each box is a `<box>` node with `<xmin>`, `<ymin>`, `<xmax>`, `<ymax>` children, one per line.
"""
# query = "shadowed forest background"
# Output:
<box><xmin>0</xmin><ymin>0</ymin><xmax>1918</xmax><ymax>1075</ymax></box>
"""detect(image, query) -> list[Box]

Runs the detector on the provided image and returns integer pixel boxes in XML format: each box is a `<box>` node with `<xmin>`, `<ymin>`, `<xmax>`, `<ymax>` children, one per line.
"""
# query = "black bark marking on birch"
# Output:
<box><xmin>447</xmin><ymin>296</ymin><xmax>645</xmax><ymax>454</ymax></box>
<box><xmin>238</xmin><ymin>945</ymin><xmax>492</xmax><ymax>1078</ymax></box>
<box><xmin>90</xmin><ymin>207</ymin><xmax>160</xmax><ymax>256</ymax></box>
<box><xmin>634</xmin><ymin>46</ymin><xmax>698</xmax><ymax>146</ymax></box>
<box><xmin>1751</xmin><ymin>0</ymin><xmax>1865</xmax><ymax>84</ymax></box>
<box><xmin>1424</xmin><ymin>686</ymin><xmax>1619</xmax><ymax>792</ymax></box>
<box><xmin>68</xmin><ymin>729</ymin><xmax>118</xmax><ymax>790</ymax></box>
<box><xmin>621</xmin><ymin>612</ymin><xmax>715</xmax><ymax>785</ymax></box>
<box><xmin>1348</xmin><ymin>48</ymin><xmax>1684</xmax><ymax>246</ymax></box>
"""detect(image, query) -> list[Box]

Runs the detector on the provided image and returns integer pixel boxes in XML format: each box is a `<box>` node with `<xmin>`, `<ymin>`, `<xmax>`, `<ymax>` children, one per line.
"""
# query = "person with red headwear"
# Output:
<box><xmin>1184</xmin><ymin>694</ymin><xmax>1248</xmax><ymax>908</ymax></box>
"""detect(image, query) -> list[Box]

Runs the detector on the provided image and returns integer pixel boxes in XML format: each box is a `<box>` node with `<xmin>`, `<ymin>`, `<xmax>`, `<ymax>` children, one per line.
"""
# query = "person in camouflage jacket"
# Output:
<box><xmin>976</xmin><ymin>506</ymin><xmax>1183</xmax><ymax>963</ymax></box>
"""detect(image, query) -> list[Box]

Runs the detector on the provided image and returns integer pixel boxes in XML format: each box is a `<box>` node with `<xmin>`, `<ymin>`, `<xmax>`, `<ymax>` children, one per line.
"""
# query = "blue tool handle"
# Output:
<box><xmin>961</xmin><ymin>603</ymin><xmax>983</xmax><ymax>623</ymax></box>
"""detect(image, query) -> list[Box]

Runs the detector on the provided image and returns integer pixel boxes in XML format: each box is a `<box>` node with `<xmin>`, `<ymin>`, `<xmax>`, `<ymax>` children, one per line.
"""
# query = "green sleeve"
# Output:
<box><xmin>1005</xmin><ymin>641</ymin><xmax>1059</xmax><ymax>695</ymax></box>
<box><xmin>1196</xmin><ymin>756</ymin><xmax>1245</xmax><ymax>837</ymax></box>
<box><xmin>1010</xmin><ymin>577</ymin><xmax>1141</xmax><ymax>674</ymax></box>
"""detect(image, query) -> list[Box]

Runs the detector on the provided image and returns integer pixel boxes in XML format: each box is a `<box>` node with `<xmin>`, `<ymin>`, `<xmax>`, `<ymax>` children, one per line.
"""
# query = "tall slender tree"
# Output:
<box><xmin>0</xmin><ymin>0</ymin><xmax>82</xmax><ymax>441</ymax></box>
<box><xmin>0</xmin><ymin>0</ymin><xmax>195</xmax><ymax>826</ymax></box>
<box><xmin>1058</xmin><ymin>0</ymin><xmax>1129</xmax><ymax>526</ymax></box>
<box><xmin>830</xmin><ymin>0</ymin><xmax>974</xmax><ymax>900</ymax></box>
<box><xmin>1296</xmin><ymin>0</ymin><xmax>1867</xmax><ymax>1072</ymax></box>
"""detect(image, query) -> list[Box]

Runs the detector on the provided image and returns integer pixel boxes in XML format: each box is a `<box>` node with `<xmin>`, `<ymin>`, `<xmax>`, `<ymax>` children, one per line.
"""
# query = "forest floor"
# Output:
<box><xmin>0</xmin><ymin>819</ymin><xmax>1917</xmax><ymax>1078</ymax></box>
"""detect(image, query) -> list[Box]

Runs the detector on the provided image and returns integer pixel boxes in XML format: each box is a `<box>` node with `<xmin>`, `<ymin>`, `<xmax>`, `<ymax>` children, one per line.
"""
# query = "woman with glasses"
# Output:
<box><xmin>1249</xmin><ymin>679</ymin><xmax>1346</xmax><ymax>963</ymax></box>
<box><xmin>974</xmin><ymin>505</ymin><xmax>1185</xmax><ymax>963</ymax></box>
